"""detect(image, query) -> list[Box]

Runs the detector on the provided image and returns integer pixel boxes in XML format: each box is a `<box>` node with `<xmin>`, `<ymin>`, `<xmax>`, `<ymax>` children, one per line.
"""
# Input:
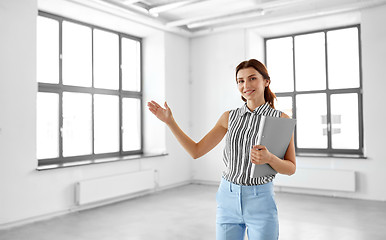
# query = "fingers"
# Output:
<box><xmin>147</xmin><ymin>101</ymin><xmax>161</xmax><ymax>116</ymax></box>
<box><xmin>253</xmin><ymin>145</ymin><xmax>266</xmax><ymax>150</ymax></box>
<box><xmin>147</xmin><ymin>101</ymin><xmax>157</xmax><ymax>111</ymax></box>
<box><xmin>147</xmin><ymin>101</ymin><xmax>162</xmax><ymax>110</ymax></box>
<box><xmin>148</xmin><ymin>100</ymin><xmax>162</xmax><ymax>109</ymax></box>
<box><xmin>250</xmin><ymin>149</ymin><xmax>260</xmax><ymax>163</ymax></box>
<box><xmin>250</xmin><ymin>147</ymin><xmax>266</xmax><ymax>165</ymax></box>
<box><xmin>148</xmin><ymin>107</ymin><xmax>157</xmax><ymax>115</ymax></box>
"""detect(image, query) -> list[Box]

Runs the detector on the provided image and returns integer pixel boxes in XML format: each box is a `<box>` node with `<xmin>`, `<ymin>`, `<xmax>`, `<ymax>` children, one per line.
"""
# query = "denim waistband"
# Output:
<box><xmin>219</xmin><ymin>177</ymin><xmax>273</xmax><ymax>194</ymax></box>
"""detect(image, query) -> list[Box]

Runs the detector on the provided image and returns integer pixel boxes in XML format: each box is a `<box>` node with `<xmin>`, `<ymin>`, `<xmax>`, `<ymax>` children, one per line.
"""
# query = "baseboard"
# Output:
<box><xmin>0</xmin><ymin>180</ymin><xmax>192</xmax><ymax>231</ymax></box>
<box><xmin>191</xmin><ymin>179</ymin><xmax>220</xmax><ymax>186</ymax></box>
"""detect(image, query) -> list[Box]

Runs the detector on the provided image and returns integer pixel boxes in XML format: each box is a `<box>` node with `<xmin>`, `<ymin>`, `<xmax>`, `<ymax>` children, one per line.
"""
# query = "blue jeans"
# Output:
<box><xmin>216</xmin><ymin>178</ymin><xmax>279</xmax><ymax>240</ymax></box>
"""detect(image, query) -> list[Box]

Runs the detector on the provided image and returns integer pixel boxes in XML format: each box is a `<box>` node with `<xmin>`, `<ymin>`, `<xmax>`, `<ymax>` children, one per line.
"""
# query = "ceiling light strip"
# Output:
<box><xmin>166</xmin><ymin>0</ymin><xmax>307</xmax><ymax>27</ymax></box>
<box><xmin>192</xmin><ymin>0</ymin><xmax>386</xmax><ymax>36</ymax></box>
<box><xmin>64</xmin><ymin>0</ymin><xmax>192</xmax><ymax>36</ymax></box>
<box><xmin>187</xmin><ymin>9</ymin><xmax>264</xmax><ymax>29</ymax></box>
<box><xmin>149</xmin><ymin>0</ymin><xmax>198</xmax><ymax>15</ymax></box>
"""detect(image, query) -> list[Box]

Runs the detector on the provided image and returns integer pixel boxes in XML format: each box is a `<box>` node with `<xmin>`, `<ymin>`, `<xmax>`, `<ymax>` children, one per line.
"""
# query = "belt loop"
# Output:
<box><xmin>254</xmin><ymin>186</ymin><xmax>257</xmax><ymax>196</ymax></box>
<box><xmin>229</xmin><ymin>181</ymin><xmax>233</xmax><ymax>192</ymax></box>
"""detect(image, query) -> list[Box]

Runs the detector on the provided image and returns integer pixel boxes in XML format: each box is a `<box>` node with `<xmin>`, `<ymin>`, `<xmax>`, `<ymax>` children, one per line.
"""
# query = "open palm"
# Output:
<box><xmin>147</xmin><ymin>100</ymin><xmax>173</xmax><ymax>124</ymax></box>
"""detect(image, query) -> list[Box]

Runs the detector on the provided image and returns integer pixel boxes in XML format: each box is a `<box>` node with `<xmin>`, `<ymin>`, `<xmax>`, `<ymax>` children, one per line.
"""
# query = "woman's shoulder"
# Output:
<box><xmin>232</xmin><ymin>104</ymin><xmax>248</xmax><ymax>116</ymax></box>
<box><xmin>217</xmin><ymin>111</ymin><xmax>230</xmax><ymax>129</ymax></box>
<box><xmin>221</xmin><ymin>110</ymin><xmax>230</xmax><ymax>118</ymax></box>
<box><xmin>264</xmin><ymin>104</ymin><xmax>282</xmax><ymax>118</ymax></box>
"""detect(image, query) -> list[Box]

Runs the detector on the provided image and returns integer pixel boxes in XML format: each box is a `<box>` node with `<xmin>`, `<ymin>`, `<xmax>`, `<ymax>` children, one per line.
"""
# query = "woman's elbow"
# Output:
<box><xmin>287</xmin><ymin>170</ymin><xmax>295</xmax><ymax>176</ymax></box>
<box><xmin>287</xmin><ymin>165</ymin><xmax>296</xmax><ymax>176</ymax></box>
<box><xmin>191</xmin><ymin>151</ymin><xmax>202</xmax><ymax>159</ymax></box>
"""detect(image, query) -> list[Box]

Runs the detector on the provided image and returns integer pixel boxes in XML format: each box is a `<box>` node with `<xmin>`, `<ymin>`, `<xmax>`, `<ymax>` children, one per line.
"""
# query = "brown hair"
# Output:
<box><xmin>235</xmin><ymin>59</ymin><xmax>276</xmax><ymax>109</ymax></box>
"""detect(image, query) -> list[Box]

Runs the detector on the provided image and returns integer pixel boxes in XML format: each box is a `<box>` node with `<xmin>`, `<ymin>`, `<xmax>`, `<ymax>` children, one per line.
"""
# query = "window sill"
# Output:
<box><xmin>296</xmin><ymin>153</ymin><xmax>367</xmax><ymax>159</ymax></box>
<box><xmin>36</xmin><ymin>152</ymin><xmax>169</xmax><ymax>171</ymax></box>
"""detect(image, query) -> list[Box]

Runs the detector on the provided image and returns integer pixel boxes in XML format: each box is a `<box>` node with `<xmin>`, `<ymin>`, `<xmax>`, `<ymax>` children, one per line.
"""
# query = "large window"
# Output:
<box><xmin>37</xmin><ymin>12</ymin><xmax>142</xmax><ymax>168</ymax></box>
<box><xmin>265</xmin><ymin>25</ymin><xmax>363</xmax><ymax>157</ymax></box>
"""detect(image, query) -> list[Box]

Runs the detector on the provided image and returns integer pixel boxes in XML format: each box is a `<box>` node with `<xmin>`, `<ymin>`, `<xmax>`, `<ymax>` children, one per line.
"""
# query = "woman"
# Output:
<box><xmin>147</xmin><ymin>59</ymin><xmax>296</xmax><ymax>240</ymax></box>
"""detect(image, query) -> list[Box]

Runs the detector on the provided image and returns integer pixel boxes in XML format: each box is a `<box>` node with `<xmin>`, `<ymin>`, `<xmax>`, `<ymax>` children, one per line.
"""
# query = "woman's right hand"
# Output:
<box><xmin>147</xmin><ymin>100</ymin><xmax>174</xmax><ymax>125</ymax></box>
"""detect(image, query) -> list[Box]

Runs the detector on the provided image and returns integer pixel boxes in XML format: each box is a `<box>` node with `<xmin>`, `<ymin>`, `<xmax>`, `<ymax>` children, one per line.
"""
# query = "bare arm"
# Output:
<box><xmin>147</xmin><ymin>101</ymin><xmax>228</xmax><ymax>159</ymax></box>
<box><xmin>250</xmin><ymin>112</ymin><xmax>296</xmax><ymax>175</ymax></box>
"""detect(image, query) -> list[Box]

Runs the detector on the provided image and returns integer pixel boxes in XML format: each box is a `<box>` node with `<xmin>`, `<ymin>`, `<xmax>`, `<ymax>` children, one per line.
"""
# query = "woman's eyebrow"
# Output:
<box><xmin>238</xmin><ymin>74</ymin><xmax>256</xmax><ymax>80</ymax></box>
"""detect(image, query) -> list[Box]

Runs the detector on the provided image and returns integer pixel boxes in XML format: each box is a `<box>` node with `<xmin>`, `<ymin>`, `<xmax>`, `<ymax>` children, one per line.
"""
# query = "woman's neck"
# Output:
<box><xmin>246</xmin><ymin>98</ymin><xmax>266</xmax><ymax>111</ymax></box>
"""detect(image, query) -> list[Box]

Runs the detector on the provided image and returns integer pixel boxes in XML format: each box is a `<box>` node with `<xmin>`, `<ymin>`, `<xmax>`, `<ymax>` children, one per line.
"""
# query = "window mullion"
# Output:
<box><xmin>358</xmin><ymin>91</ymin><xmax>364</xmax><ymax>153</ymax></box>
<box><xmin>91</xmin><ymin>27</ymin><xmax>95</xmax><ymax>156</ymax></box>
<box><xmin>326</xmin><ymin>92</ymin><xmax>332</xmax><ymax>152</ymax></box>
<box><xmin>59</xmin><ymin>92</ymin><xmax>64</xmax><ymax>162</ymax></box>
<box><xmin>357</xmin><ymin>26</ymin><xmax>364</xmax><ymax>154</ymax></box>
<box><xmin>59</xmin><ymin>19</ymin><xmax>64</xmax><ymax>163</ymax></box>
<box><xmin>119</xmin><ymin>35</ymin><xmax>123</xmax><ymax>155</ymax></box>
<box><xmin>324</xmin><ymin>31</ymin><xmax>332</xmax><ymax>152</ymax></box>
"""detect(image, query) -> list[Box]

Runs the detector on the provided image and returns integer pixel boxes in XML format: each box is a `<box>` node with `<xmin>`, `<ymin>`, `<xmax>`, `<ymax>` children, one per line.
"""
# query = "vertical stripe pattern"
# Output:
<box><xmin>223</xmin><ymin>102</ymin><xmax>282</xmax><ymax>186</ymax></box>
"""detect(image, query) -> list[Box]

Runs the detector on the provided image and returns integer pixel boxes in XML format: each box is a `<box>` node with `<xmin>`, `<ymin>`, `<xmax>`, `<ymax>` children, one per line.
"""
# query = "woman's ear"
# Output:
<box><xmin>265</xmin><ymin>79</ymin><xmax>270</xmax><ymax>87</ymax></box>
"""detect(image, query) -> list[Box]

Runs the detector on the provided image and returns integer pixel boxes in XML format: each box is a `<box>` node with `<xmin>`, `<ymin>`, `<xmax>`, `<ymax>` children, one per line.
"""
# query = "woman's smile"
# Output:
<box><xmin>244</xmin><ymin>89</ymin><xmax>255</xmax><ymax>95</ymax></box>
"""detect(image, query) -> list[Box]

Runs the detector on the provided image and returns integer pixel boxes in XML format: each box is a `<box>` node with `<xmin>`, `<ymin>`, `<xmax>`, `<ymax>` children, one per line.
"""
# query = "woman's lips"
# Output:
<box><xmin>244</xmin><ymin>90</ymin><xmax>255</xmax><ymax>95</ymax></box>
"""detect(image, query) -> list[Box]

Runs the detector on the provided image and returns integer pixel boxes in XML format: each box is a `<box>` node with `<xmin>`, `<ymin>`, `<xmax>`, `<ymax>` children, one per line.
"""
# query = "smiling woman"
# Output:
<box><xmin>148</xmin><ymin>59</ymin><xmax>296</xmax><ymax>240</ymax></box>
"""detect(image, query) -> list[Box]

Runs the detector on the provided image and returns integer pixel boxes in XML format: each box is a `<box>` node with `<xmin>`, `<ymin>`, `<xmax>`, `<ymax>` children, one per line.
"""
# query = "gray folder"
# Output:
<box><xmin>250</xmin><ymin>115</ymin><xmax>296</xmax><ymax>178</ymax></box>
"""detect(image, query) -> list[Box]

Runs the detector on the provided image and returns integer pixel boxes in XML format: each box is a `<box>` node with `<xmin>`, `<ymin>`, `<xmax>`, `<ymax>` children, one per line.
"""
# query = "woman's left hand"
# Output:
<box><xmin>250</xmin><ymin>145</ymin><xmax>273</xmax><ymax>165</ymax></box>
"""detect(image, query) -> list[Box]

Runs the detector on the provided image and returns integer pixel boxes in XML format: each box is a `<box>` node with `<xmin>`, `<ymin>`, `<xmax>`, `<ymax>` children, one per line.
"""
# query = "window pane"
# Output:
<box><xmin>275</xmin><ymin>96</ymin><xmax>293</xmax><ymax>118</ymax></box>
<box><xmin>331</xmin><ymin>93</ymin><xmax>359</xmax><ymax>149</ymax></box>
<box><xmin>296</xmin><ymin>93</ymin><xmax>327</xmax><ymax>148</ymax></box>
<box><xmin>37</xmin><ymin>93</ymin><xmax>59</xmax><ymax>159</ymax></box>
<box><xmin>327</xmin><ymin>28</ymin><xmax>360</xmax><ymax>89</ymax></box>
<box><xmin>123</xmin><ymin>98</ymin><xmax>141</xmax><ymax>151</ymax></box>
<box><xmin>93</xmin><ymin>29</ymin><xmax>119</xmax><ymax>90</ymax></box>
<box><xmin>122</xmin><ymin>38</ymin><xmax>141</xmax><ymax>92</ymax></box>
<box><xmin>94</xmin><ymin>95</ymin><xmax>119</xmax><ymax>154</ymax></box>
<box><xmin>63</xmin><ymin>92</ymin><xmax>92</xmax><ymax>157</ymax></box>
<box><xmin>62</xmin><ymin>21</ymin><xmax>92</xmax><ymax>87</ymax></box>
<box><xmin>37</xmin><ymin>16</ymin><xmax>59</xmax><ymax>84</ymax></box>
<box><xmin>266</xmin><ymin>37</ymin><xmax>294</xmax><ymax>93</ymax></box>
<box><xmin>295</xmin><ymin>33</ymin><xmax>326</xmax><ymax>91</ymax></box>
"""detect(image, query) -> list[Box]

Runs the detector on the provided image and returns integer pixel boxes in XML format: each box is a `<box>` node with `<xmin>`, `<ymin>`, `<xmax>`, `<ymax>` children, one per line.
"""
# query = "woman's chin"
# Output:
<box><xmin>243</xmin><ymin>95</ymin><xmax>254</xmax><ymax>101</ymax></box>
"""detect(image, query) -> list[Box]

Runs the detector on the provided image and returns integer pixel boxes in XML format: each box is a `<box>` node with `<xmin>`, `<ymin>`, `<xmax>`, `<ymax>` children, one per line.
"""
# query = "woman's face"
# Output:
<box><xmin>236</xmin><ymin>67</ymin><xmax>269</xmax><ymax>101</ymax></box>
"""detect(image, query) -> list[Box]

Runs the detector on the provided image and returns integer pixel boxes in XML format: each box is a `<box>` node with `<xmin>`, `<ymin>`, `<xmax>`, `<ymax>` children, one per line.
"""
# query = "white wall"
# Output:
<box><xmin>143</xmin><ymin>32</ymin><xmax>192</xmax><ymax>187</ymax></box>
<box><xmin>190</xmin><ymin>7</ymin><xmax>386</xmax><ymax>201</ymax></box>
<box><xmin>0</xmin><ymin>0</ymin><xmax>191</xmax><ymax>227</ymax></box>
<box><xmin>190</xmin><ymin>30</ymin><xmax>247</xmax><ymax>182</ymax></box>
<box><xmin>359</xmin><ymin>5</ymin><xmax>386</xmax><ymax>201</ymax></box>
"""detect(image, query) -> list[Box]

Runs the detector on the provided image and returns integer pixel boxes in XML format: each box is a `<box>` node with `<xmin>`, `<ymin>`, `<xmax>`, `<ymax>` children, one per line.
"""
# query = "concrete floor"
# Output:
<box><xmin>1</xmin><ymin>184</ymin><xmax>386</xmax><ymax>240</ymax></box>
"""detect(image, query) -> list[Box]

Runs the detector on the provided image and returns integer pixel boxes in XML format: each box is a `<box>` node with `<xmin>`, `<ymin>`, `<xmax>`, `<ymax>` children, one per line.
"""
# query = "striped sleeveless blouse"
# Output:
<box><xmin>222</xmin><ymin>102</ymin><xmax>282</xmax><ymax>186</ymax></box>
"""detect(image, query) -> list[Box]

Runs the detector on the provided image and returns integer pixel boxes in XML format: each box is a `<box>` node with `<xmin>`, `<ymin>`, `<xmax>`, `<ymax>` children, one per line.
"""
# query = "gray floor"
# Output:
<box><xmin>1</xmin><ymin>184</ymin><xmax>386</xmax><ymax>240</ymax></box>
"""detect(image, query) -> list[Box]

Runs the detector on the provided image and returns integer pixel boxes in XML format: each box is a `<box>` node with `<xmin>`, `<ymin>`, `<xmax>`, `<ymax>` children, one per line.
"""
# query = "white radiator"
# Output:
<box><xmin>275</xmin><ymin>168</ymin><xmax>356</xmax><ymax>192</ymax></box>
<box><xmin>76</xmin><ymin>170</ymin><xmax>155</xmax><ymax>205</ymax></box>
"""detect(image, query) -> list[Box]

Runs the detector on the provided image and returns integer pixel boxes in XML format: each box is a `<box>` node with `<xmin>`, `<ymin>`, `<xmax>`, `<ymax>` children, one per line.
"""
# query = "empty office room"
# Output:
<box><xmin>2</xmin><ymin>0</ymin><xmax>386</xmax><ymax>239</ymax></box>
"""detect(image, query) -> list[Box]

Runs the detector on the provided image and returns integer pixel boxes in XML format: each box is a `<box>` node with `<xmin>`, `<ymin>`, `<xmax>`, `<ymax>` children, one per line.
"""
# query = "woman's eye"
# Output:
<box><xmin>251</xmin><ymin>77</ymin><xmax>256</xmax><ymax>80</ymax></box>
<box><xmin>238</xmin><ymin>80</ymin><xmax>244</xmax><ymax>84</ymax></box>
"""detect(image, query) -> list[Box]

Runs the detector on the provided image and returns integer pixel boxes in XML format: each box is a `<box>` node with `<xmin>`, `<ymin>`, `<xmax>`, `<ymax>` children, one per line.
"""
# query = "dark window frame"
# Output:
<box><xmin>264</xmin><ymin>25</ymin><xmax>364</xmax><ymax>157</ymax></box>
<box><xmin>37</xmin><ymin>11</ymin><xmax>144</xmax><ymax>167</ymax></box>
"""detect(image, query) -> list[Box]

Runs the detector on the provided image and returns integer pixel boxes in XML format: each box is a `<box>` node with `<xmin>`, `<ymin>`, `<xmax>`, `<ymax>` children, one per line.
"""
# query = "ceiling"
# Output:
<box><xmin>64</xmin><ymin>0</ymin><xmax>386</xmax><ymax>36</ymax></box>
